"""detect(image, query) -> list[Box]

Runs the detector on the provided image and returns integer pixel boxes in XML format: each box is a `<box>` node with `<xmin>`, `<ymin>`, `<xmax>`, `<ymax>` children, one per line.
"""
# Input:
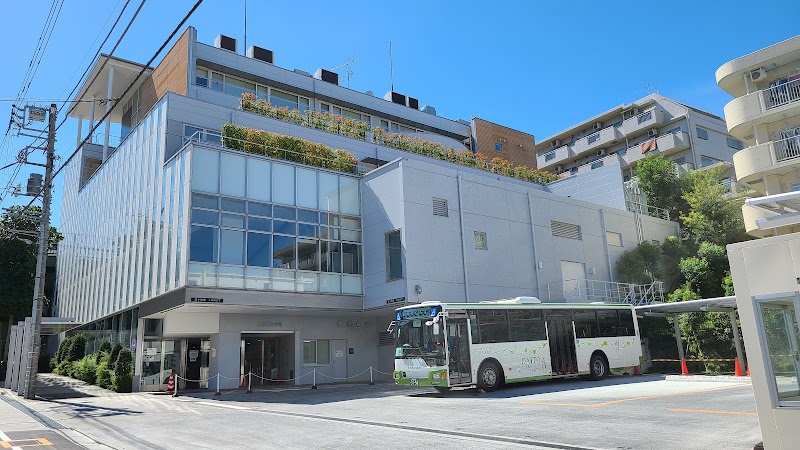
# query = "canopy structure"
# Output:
<box><xmin>635</xmin><ymin>296</ymin><xmax>745</xmax><ymax>370</ymax></box>
<box><xmin>40</xmin><ymin>317</ymin><xmax>82</xmax><ymax>335</ymax></box>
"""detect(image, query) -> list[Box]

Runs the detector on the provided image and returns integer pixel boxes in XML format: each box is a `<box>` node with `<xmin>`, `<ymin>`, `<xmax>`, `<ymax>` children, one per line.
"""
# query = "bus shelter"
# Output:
<box><xmin>635</xmin><ymin>296</ymin><xmax>745</xmax><ymax>372</ymax></box>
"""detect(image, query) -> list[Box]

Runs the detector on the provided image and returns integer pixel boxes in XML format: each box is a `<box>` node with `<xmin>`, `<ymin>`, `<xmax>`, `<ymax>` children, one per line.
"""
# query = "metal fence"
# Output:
<box><xmin>545</xmin><ymin>279</ymin><xmax>664</xmax><ymax>306</ymax></box>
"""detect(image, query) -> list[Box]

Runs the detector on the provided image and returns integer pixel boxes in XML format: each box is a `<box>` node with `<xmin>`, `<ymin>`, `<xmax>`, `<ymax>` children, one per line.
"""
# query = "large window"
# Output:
<box><xmin>509</xmin><ymin>309</ymin><xmax>547</xmax><ymax>341</ymax></box>
<box><xmin>196</xmin><ymin>66</ymin><xmax>310</xmax><ymax>112</ymax></box>
<box><xmin>303</xmin><ymin>340</ymin><xmax>330</xmax><ymax>365</ymax></box>
<box><xmin>573</xmin><ymin>309</ymin><xmax>599</xmax><ymax>338</ymax></box>
<box><xmin>756</xmin><ymin>297</ymin><xmax>800</xmax><ymax>406</ymax></box>
<box><xmin>386</xmin><ymin>230</ymin><xmax>403</xmax><ymax>281</ymax></box>
<box><xmin>475</xmin><ymin>310</ymin><xmax>510</xmax><ymax>344</ymax></box>
<box><xmin>696</xmin><ymin>127</ymin><xmax>709</xmax><ymax>140</ymax></box>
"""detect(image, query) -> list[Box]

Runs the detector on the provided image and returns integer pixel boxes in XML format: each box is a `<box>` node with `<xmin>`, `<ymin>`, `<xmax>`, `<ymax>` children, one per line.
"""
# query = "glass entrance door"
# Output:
<box><xmin>241</xmin><ymin>335</ymin><xmax>285</xmax><ymax>386</ymax></box>
<box><xmin>447</xmin><ymin>318</ymin><xmax>472</xmax><ymax>385</ymax></box>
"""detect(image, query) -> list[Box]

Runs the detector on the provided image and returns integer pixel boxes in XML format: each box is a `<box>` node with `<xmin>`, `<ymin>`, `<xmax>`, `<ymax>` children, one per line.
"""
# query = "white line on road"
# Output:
<box><xmin>0</xmin><ymin>426</ymin><xmax>25</xmax><ymax>450</ymax></box>
<box><xmin>195</xmin><ymin>401</ymin><xmax>250</xmax><ymax>410</ymax></box>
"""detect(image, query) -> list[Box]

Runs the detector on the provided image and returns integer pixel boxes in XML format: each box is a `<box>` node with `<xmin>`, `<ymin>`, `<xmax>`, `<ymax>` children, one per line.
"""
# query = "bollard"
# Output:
<box><xmin>246</xmin><ymin>372</ymin><xmax>252</xmax><ymax>394</ymax></box>
<box><xmin>215</xmin><ymin>373</ymin><xmax>221</xmax><ymax>396</ymax></box>
<box><xmin>369</xmin><ymin>366</ymin><xmax>374</xmax><ymax>385</ymax></box>
<box><xmin>173</xmin><ymin>375</ymin><xmax>179</xmax><ymax>398</ymax></box>
<box><xmin>312</xmin><ymin>369</ymin><xmax>317</xmax><ymax>389</ymax></box>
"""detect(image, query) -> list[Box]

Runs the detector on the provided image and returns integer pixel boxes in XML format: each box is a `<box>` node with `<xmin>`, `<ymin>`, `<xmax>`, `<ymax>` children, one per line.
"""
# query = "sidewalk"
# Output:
<box><xmin>0</xmin><ymin>385</ymin><xmax>113</xmax><ymax>449</ymax></box>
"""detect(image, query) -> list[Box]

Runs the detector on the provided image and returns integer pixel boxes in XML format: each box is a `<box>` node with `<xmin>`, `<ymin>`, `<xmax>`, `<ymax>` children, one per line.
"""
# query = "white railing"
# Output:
<box><xmin>773</xmin><ymin>135</ymin><xmax>800</xmax><ymax>163</ymax></box>
<box><xmin>545</xmin><ymin>279</ymin><xmax>664</xmax><ymax>306</ymax></box>
<box><xmin>90</xmin><ymin>133</ymin><xmax>121</xmax><ymax>147</ymax></box>
<box><xmin>764</xmin><ymin>77</ymin><xmax>800</xmax><ymax>110</ymax></box>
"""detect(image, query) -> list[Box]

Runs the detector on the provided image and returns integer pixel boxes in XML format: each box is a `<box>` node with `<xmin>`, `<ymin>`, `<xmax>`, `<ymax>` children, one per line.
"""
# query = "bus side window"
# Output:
<box><xmin>573</xmin><ymin>309</ymin><xmax>599</xmax><ymax>338</ymax></box>
<box><xmin>509</xmin><ymin>309</ymin><xmax>546</xmax><ymax>341</ymax></box>
<box><xmin>469</xmin><ymin>314</ymin><xmax>479</xmax><ymax>344</ymax></box>
<box><xmin>477</xmin><ymin>309</ymin><xmax>510</xmax><ymax>343</ymax></box>
<box><xmin>597</xmin><ymin>310</ymin><xmax>619</xmax><ymax>337</ymax></box>
<box><xmin>618</xmin><ymin>310</ymin><xmax>636</xmax><ymax>336</ymax></box>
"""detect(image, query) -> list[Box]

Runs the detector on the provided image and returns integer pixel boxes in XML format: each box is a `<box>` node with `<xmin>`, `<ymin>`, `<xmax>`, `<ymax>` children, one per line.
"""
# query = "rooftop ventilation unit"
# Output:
<box><xmin>407</xmin><ymin>96</ymin><xmax>419</xmax><ymax>110</ymax></box>
<box><xmin>293</xmin><ymin>69</ymin><xmax>311</xmax><ymax>77</ymax></box>
<box><xmin>421</xmin><ymin>105</ymin><xmax>436</xmax><ymax>115</ymax></box>
<box><xmin>551</xmin><ymin>139</ymin><xmax>561</xmax><ymax>148</ymax></box>
<box><xmin>365</xmin><ymin>90</ymin><xmax>375</xmax><ymax>97</ymax></box>
<box><xmin>314</xmin><ymin>68</ymin><xmax>339</xmax><ymax>85</ymax></box>
<box><xmin>246</xmin><ymin>45</ymin><xmax>273</xmax><ymax>64</ymax></box>
<box><xmin>592</xmin><ymin>121</ymin><xmax>603</xmax><ymax>130</ymax></box>
<box><xmin>214</xmin><ymin>34</ymin><xmax>237</xmax><ymax>53</ymax></box>
<box><xmin>385</xmin><ymin>91</ymin><xmax>408</xmax><ymax>106</ymax></box>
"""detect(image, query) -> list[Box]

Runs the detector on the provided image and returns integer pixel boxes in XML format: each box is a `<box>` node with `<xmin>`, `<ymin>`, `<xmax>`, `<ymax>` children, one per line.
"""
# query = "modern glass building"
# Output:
<box><xmin>54</xmin><ymin>27</ymin><xmax>679</xmax><ymax>391</ymax></box>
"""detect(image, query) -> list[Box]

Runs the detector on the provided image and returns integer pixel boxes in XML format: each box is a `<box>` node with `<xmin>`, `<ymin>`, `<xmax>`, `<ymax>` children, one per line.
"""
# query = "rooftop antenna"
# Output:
<box><xmin>331</xmin><ymin>58</ymin><xmax>362</xmax><ymax>88</ymax></box>
<box><xmin>389</xmin><ymin>40</ymin><xmax>394</xmax><ymax>91</ymax></box>
<box><xmin>243</xmin><ymin>0</ymin><xmax>247</xmax><ymax>54</ymax></box>
<box><xmin>642</xmin><ymin>80</ymin><xmax>660</xmax><ymax>95</ymax></box>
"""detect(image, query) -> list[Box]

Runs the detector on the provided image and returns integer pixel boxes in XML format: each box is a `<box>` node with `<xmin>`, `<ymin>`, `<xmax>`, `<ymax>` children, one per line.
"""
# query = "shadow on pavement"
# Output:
<box><xmin>42</xmin><ymin>399</ymin><xmax>144</xmax><ymax>419</ymax></box>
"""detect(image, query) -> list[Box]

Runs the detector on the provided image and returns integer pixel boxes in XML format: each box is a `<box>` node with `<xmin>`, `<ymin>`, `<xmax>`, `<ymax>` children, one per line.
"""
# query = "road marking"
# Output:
<box><xmin>667</xmin><ymin>408</ymin><xmax>757</xmax><ymax>416</ymax></box>
<box><xmin>195</xmin><ymin>401</ymin><xmax>250</xmax><ymax>410</ymax></box>
<box><xmin>520</xmin><ymin>383</ymin><xmax>749</xmax><ymax>408</ymax></box>
<box><xmin>0</xmin><ymin>427</ymin><xmax>24</xmax><ymax>450</ymax></box>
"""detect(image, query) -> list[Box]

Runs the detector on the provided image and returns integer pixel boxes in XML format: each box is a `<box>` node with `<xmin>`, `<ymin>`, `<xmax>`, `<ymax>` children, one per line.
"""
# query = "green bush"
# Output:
<box><xmin>75</xmin><ymin>355</ymin><xmax>98</xmax><ymax>384</ymax></box>
<box><xmin>67</xmin><ymin>334</ymin><xmax>87</xmax><ymax>362</ymax></box>
<box><xmin>112</xmin><ymin>349</ymin><xmax>134</xmax><ymax>393</ymax></box>
<box><xmin>98</xmin><ymin>340</ymin><xmax>112</xmax><ymax>354</ymax></box>
<box><xmin>96</xmin><ymin>355</ymin><xmax>113</xmax><ymax>389</ymax></box>
<box><xmin>109</xmin><ymin>343</ymin><xmax>123</xmax><ymax>368</ymax></box>
<box><xmin>54</xmin><ymin>360</ymin><xmax>73</xmax><ymax>376</ymax></box>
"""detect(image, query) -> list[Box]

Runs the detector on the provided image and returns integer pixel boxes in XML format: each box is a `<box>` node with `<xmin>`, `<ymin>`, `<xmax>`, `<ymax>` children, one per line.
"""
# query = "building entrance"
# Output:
<box><xmin>140</xmin><ymin>338</ymin><xmax>210</xmax><ymax>391</ymax></box>
<box><xmin>241</xmin><ymin>333</ymin><xmax>294</xmax><ymax>386</ymax></box>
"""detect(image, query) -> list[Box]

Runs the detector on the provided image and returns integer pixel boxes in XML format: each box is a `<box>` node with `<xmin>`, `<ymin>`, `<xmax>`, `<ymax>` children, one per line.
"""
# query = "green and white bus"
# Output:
<box><xmin>391</xmin><ymin>297</ymin><xmax>641</xmax><ymax>392</ymax></box>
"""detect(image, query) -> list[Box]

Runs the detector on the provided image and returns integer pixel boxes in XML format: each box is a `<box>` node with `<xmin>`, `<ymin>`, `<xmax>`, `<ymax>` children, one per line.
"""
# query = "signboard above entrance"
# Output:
<box><xmin>190</xmin><ymin>297</ymin><xmax>223</xmax><ymax>303</ymax></box>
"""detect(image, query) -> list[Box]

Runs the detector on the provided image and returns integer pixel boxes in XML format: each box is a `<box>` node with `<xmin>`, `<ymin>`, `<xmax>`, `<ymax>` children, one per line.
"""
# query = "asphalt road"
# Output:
<box><xmin>8</xmin><ymin>375</ymin><xmax>762</xmax><ymax>450</ymax></box>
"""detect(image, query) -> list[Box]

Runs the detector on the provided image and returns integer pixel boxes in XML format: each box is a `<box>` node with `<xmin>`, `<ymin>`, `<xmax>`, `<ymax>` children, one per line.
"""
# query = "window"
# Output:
<box><xmin>606</xmin><ymin>231</ymin><xmax>623</xmax><ymax>247</ymax></box>
<box><xmin>637</xmin><ymin>110</ymin><xmax>653</xmax><ymax>124</ymax></box>
<box><xmin>190</xmin><ymin>226</ymin><xmax>218</xmax><ymax>263</ymax></box>
<box><xmin>544</xmin><ymin>151</ymin><xmax>556</xmax><ymax>161</ymax></box>
<box><xmin>696</xmin><ymin>127</ymin><xmax>709</xmax><ymax>140</ymax></box>
<box><xmin>508</xmin><ymin>309</ymin><xmax>546</xmax><ymax>341</ymax></box>
<box><xmin>611</xmin><ymin>120</ymin><xmax>623</xmax><ymax>128</ymax></box>
<box><xmin>297</xmin><ymin>239</ymin><xmax>319</xmax><ymax>271</ymax></box>
<box><xmin>727</xmin><ymin>137</ymin><xmax>743</xmax><ymax>149</ymax></box>
<box><xmin>597</xmin><ymin>310</ymin><xmax>620</xmax><ymax>336</ymax></box>
<box><xmin>756</xmin><ymin>297</ymin><xmax>800</xmax><ymax>406</ymax></box>
<box><xmin>246</xmin><ymin>232</ymin><xmax>271</xmax><ymax>267</ymax></box>
<box><xmin>701</xmin><ymin>156</ymin><xmax>717</xmax><ymax>167</ymax></box>
<box><xmin>591</xmin><ymin>160</ymin><xmax>604</xmax><ymax>169</ymax></box>
<box><xmin>617</xmin><ymin>147</ymin><xmax>628</xmax><ymax>156</ymax></box>
<box><xmin>342</xmin><ymin>243</ymin><xmax>361</xmax><ymax>274</ymax></box>
<box><xmin>432</xmin><ymin>198</ymin><xmax>448</xmax><ymax>217</ymax></box>
<box><xmin>475</xmin><ymin>310</ymin><xmax>510</xmax><ymax>344</ymax></box>
<box><xmin>303</xmin><ymin>340</ymin><xmax>330</xmax><ymax>365</ymax></box>
<box><xmin>551</xmin><ymin>221</ymin><xmax>582</xmax><ymax>240</ymax></box>
<box><xmin>573</xmin><ymin>310</ymin><xmax>598</xmax><ymax>338</ymax></box>
<box><xmin>385</xmin><ymin>230</ymin><xmax>403</xmax><ymax>281</ymax></box>
<box><xmin>272</xmin><ymin>235</ymin><xmax>296</xmax><ymax>268</ymax></box>
<box><xmin>618</xmin><ymin>310</ymin><xmax>636</xmax><ymax>336</ymax></box>
<box><xmin>474</xmin><ymin>231</ymin><xmax>487</xmax><ymax>250</ymax></box>
<box><xmin>587</xmin><ymin>133</ymin><xmax>600</xmax><ymax>144</ymax></box>
<box><xmin>495</xmin><ymin>143</ymin><xmax>503</xmax><ymax>152</ymax></box>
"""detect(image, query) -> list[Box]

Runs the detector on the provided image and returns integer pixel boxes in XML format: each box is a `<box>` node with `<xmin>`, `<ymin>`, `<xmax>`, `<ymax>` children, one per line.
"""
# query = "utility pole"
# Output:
<box><xmin>23</xmin><ymin>103</ymin><xmax>56</xmax><ymax>399</ymax></box>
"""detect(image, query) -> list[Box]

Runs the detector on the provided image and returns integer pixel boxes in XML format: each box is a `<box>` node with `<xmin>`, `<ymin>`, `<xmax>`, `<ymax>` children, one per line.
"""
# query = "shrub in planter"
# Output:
<box><xmin>76</xmin><ymin>355</ymin><xmax>98</xmax><ymax>384</ymax></box>
<box><xmin>66</xmin><ymin>334</ymin><xmax>87</xmax><ymax>362</ymax></box>
<box><xmin>55</xmin><ymin>360</ymin><xmax>73</xmax><ymax>377</ymax></box>
<box><xmin>96</xmin><ymin>342</ymin><xmax>111</xmax><ymax>363</ymax></box>
<box><xmin>112</xmin><ymin>349</ymin><xmax>134</xmax><ymax>393</ymax></box>
<box><xmin>96</xmin><ymin>353</ymin><xmax>113</xmax><ymax>389</ymax></box>
<box><xmin>109</xmin><ymin>343</ymin><xmax>123</xmax><ymax>367</ymax></box>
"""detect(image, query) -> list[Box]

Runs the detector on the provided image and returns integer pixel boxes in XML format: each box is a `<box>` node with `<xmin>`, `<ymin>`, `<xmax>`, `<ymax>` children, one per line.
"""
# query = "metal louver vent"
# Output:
<box><xmin>378</xmin><ymin>331</ymin><xmax>394</xmax><ymax>346</ymax></box>
<box><xmin>432</xmin><ymin>198</ymin><xmax>448</xmax><ymax>217</ymax></box>
<box><xmin>551</xmin><ymin>220</ymin><xmax>582</xmax><ymax>240</ymax></box>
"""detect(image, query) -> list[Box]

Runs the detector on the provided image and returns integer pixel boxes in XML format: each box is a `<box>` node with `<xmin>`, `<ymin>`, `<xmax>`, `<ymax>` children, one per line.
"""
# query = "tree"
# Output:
<box><xmin>636</xmin><ymin>155</ymin><xmax>687</xmax><ymax>217</ymax></box>
<box><xmin>659</xmin><ymin>236</ymin><xmax>688</xmax><ymax>291</ymax></box>
<box><xmin>678</xmin><ymin>243</ymin><xmax>729</xmax><ymax>298</ymax></box>
<box><xmin>681</xmin><ymin>168</ymin><xmax>749</xmax><ymax>246</ymax></box>
<box><xmin>616</xmin><ymin>241</ymin><xmax>662</xmax><ymax>284</ymax></box>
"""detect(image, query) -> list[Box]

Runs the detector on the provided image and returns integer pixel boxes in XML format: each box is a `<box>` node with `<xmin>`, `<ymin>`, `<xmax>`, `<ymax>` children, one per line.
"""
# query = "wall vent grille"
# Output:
<box><xmin>432</xmin><ymin>198</ymin><xmax>448</xmax><ymax>217</ymax></box>
<box><xmin>551</xmin><ymin>220</ymin><xmax>582</xmax><ymax>240</ymax></box>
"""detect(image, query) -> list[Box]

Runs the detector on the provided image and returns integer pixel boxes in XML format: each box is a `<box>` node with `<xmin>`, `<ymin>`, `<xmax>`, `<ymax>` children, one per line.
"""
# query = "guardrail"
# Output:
<box><xmin>545</xmin><ymin>279</ymin><xmax>664</xmax><ymax>306</ymax></box>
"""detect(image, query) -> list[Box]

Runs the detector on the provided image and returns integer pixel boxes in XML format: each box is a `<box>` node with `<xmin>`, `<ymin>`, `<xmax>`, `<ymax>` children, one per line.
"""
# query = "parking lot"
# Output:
<box><xmin>6</xmin><ymin>375</ymin><xmax>761</xmax><ymax>450</ymax></box>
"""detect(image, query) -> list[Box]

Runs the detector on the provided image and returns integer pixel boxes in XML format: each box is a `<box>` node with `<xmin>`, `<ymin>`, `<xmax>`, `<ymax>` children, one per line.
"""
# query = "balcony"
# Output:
<box><xmin>571</xmin><ymin>125</ymin><xmax>623</xmax><ymax>157</ymax></box>
<box><xmin>537</xmin><ymin>144</ymin><xmax>575</xmax><ymax>169</ymax></box>
<box><xmin>742</xmin><ymin>203</ymin><xmax>800</xmax><ymax>238</ymax></box>
<box><xmin>622</xmin><ymin>108</ymin><xmax>665</xmax><ymax>135</ymax></box>
<box><xmin>724</xmin><ymin>78</ymin><xmax>800</xmax><ymax>139</ymax></box>
<box><xmin>734</xmin><ymin>136</ymin><xmax>800</xmax><ymax>186</ymax></box>
<box><xmin>620</xmin><ymin>131</ymin><xmax>690</xmax><ymax>167</ymax></box>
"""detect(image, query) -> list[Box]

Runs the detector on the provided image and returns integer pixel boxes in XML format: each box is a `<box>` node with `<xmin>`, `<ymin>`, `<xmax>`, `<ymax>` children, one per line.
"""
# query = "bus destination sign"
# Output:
<box><xmin>396</xmin><ymin>306</ymin><xmax>439</xmax><ymax>321</ymax></box>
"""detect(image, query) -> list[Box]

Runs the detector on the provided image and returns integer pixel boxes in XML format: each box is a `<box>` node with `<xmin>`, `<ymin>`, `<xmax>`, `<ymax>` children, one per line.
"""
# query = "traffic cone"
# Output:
<box><xmin>747</xmin><ymin>364</ymin><xmax>751</xmax><ymax>376</ymax></box>
<box><xmin>633</xmin><ymin>365</ymin><xmax>642</xmax><ymax>376</ymax></box>
<box><xmin>734</xmin><ymin>357</ymin><xmax>744</xmax><ymax>377</ymax></box>
<box><xmin>681</xmin><ymin>358</ymin><xmax>689</xmax><ymax>376</ymax></box>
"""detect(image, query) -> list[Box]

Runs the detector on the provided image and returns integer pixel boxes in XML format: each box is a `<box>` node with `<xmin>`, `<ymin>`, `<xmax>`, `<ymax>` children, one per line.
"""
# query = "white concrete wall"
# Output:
<box><xmin>728</xmin><ymin>234</ymin><xmax>800</xmax><ymax>450</ymax></box>
<box><xmin>548</xmin><ymin>161</ymin><xmax>627</xmax><ymax>210</ymax></box>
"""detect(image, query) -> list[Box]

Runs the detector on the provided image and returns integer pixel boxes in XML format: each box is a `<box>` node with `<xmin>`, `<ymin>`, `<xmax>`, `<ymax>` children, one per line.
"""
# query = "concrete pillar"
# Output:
<box><xmin>10</xmin><ymin>321</ymin><xmax>24</xmax><ymax>391</ymax></box>
<box><xmin>17</xmin><ymin>318</ymin><xmax>32</xmax><ymax>396</ymax></box>
<box><xmin>132</xmin><ymin>318</ymin><xmax>145</xmax><ymax>391</ymax></box>
<box><xmin>730</xmin><ymin>310</ymin><xmax>746</xmax><ymax>371</ymax></box>
<box><xmin>673</xmin><ymin>315</ymin><xmax>685</xmax><ymax>361</ymax></box>
<box><xmin>103</xmin><ymin>66</ymin><xmax>115</xmax><ymax>161</ymax></box>
<box><xmin>76</xmin><ymin>116</ymin><xmax>83</xmax><ymax>149</ymax></box>
<box><xmin>5</xmin><ymin>325</ymin><xmax>18</xmax><ymax>387</ymax></box>
<box><xmin>210</xmin><ymin>330</ymin><xmax>241</xmax><ymax>390</ymax></box>
<box><xmin>89</xmin><ymin>96</ymin><xmax>96</xmax><ymax>142</ymax></box>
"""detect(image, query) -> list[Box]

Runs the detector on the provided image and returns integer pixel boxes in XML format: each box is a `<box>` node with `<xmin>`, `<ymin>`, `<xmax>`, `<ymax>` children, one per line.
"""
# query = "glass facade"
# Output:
<box><xmin>57</xmin><ymin>98</ymin><xmax>188</xmax><ymax>323</ymax></box>
<box><xmin>187</xmin><ymin>147</ymin><xmax>363</xmax><ymax>295</ymax></box>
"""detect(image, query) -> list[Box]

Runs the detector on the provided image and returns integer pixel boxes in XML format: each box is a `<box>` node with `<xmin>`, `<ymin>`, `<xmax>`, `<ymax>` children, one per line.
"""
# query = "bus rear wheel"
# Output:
<box><xmin>589</xmin><ymin>353</ymin><xmax>609</xmax><ymax>381</ymax></box>
<box><xmin>434</xmin><ymin>386</ymin><xmax>451</xmax><ymax>393</ymax></box>
<box><xmin>477</xmin><ymin>361</ymin><xmax>501</xmax><ymax>392</ymax></box>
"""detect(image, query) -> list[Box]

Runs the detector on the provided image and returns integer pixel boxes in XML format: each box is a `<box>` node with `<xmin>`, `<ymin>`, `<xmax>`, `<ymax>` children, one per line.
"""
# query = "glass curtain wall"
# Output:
<box><xmin>187</xmin><ymin>147</ymin><xmax>363</xmax><ymax>294</ymax></box>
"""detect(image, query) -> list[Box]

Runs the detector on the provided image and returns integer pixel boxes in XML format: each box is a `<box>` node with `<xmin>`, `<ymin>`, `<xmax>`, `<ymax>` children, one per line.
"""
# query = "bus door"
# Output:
<box><xmin>546</xmin><ymin>312</ymin><xmax>578</xmax><ymax>375</ymax></box>
<box><xmin>446</xmin><ymin>315</ymin><xmax>472</xmax><ymax>385</ymax></box>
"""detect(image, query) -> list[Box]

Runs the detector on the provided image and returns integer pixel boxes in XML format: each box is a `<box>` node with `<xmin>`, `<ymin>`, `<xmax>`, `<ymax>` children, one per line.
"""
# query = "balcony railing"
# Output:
<box><xmin>572</xmin><ymin>124</ymin><xmax>623</xmax><ymax>156</ymax></box>
<box><xmin>773</xmin><ymin>135</ymin><xmax>800</xmax><ymax>163</ymax></box>
<box><xmin>764</xmin><ymin>77</ymin><xmax>800</xmax><ymax>110</ymax></box>
<box><xmin>545</xmin><ymin>279</ymin><xmax>664</xmax><ymax>306</ymax></box>
<box><xmin>622</xmin><ymin>108</ymin><xmax>665</xmax><ymax>135</ymax></box>
<box><xmin>90</xmin><ymin>133</ymin><xmax>121</xmax><ymax>147</ymax></box>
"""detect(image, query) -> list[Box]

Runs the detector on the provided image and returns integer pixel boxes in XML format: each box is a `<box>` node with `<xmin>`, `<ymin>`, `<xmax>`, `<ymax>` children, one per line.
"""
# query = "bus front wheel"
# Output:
<box><xmin>477</xmin><ymin>361</ymin><xmax>501</xmax><ymax>392</ymax></box>
<box><xmin>589</xmin><ymin>353</ymin><xmax>609</xmax><ymax>381</ymax></box>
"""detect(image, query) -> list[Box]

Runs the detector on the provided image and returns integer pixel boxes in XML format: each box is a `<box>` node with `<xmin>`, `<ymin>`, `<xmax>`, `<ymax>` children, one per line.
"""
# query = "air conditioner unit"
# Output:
<box><xmin>750</xmin><ymin>68</ymin><xmax>767</xmax><ymax>83</ymax></box>
<box><xmin>555</xmin><ymin>165</ymin><xmax>563</xmax><ymax>172</ymax></box>
<box><xmin>551</xmin><ymin>139</ymin><xmax>561</xmax><ymax>148</ymax></box>
<box><xmin>648</xmin><ymin>128</ymin><xmax>658</xmax><ymax>137</ymax></box>
<box><xmin>592</xmin><ymin>122</ymin><xmax>603</xmax><ymax>131</ymax></box>
<box><xmin>596</xmin><ymin>149</ymin><xmax>606</xmax><ymax>157</ymax></box>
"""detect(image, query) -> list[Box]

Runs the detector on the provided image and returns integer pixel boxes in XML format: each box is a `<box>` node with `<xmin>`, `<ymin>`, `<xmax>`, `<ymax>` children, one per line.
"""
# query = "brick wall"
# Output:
<box><xmin>472</xmin><ymin>118</ymin><xmax>537</xmax><ymax>169</ymax></box>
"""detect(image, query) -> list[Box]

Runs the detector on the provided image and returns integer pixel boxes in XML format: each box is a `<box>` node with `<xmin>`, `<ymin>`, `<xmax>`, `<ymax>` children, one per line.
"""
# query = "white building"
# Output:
<box><xmin>534</xmin><ymin>94</ymin><xmax>742</xmax><ymax>183</ymax></box>
<box><xmin>719</xmin><ymin>35</ymin><xmax>800</xmax><ymax>450</ymax></box>
<box><xmin>46</xmin><ymin>27</ymin><xmax>677</xmax><ymax>392</ymax></box>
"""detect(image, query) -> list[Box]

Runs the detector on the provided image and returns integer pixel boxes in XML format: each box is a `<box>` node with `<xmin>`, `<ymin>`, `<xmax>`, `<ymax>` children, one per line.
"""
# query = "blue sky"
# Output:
<box><xmin>0</xmin><ymin>0</ymin><xmax>797</xmax><ymax>227</ymax></box>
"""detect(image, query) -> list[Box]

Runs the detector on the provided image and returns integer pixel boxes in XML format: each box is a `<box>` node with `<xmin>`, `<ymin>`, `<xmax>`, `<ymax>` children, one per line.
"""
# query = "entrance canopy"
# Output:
<box><xmin>635</xmin><ymin>296</ymin><xmax>737</xmax><ymax>316</ymax></box>
<box><xmin>41</xmin><ymin>317</ymin><xmax>82</xmax><ymax>335</ymax></box>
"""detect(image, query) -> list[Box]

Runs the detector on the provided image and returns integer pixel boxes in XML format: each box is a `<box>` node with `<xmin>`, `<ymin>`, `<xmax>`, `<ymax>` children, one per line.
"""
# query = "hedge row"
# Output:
<box><xmin>51</xmin><ymin>337</ymin><xmax>133</xmax><ymax>393</ymax></box>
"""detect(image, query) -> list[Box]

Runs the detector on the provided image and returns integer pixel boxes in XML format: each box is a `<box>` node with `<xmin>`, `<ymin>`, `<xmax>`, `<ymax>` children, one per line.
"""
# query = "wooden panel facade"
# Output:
<box><xmin>473</xmin><ymin>118</ymin><xmax>537</xmax><ymax>169</ymax></box>
<box><xmin>139</xmin><ymin>29</ymin><xmax>190</xmax><ymax>116</ymax></box>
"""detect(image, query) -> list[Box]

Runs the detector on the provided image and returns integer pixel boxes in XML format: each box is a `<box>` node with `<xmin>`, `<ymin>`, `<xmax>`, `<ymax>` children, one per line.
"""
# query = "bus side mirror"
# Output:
<box><xmin>433</xmin><ymin>323</ymin><xmax>440</xmax><ymax>335</ymax></box>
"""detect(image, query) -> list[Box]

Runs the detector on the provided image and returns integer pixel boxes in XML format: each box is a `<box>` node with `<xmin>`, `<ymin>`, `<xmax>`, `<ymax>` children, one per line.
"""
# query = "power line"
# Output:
<box><xmin>0</xmin><ymin>98</ymin><xmax>117</xmax><ymax>103</ymax></box>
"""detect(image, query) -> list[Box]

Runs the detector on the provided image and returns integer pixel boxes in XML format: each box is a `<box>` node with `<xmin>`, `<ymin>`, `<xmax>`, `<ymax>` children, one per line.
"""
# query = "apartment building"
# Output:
<box><xmin>50</xmin><ymin>27</ymin><xmax>677</xmax><ymax>392</ymax></box>
<box><xmin>719</xmin><ymin>35</ymin><xmax>800</xmax><ymax>450</ymax></box>
<box><xmin>534</xmin><ymin>94</ymin><xmax>741</xmax><ymax>183</ymax></box>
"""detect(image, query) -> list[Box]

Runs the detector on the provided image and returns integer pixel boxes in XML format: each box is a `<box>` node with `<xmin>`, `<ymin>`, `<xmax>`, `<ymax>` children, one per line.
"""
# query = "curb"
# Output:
<box><xmin>0</xmin><ymin>389</ymin><xmax>117</xmax><ymax>449</ymax></box>
<box><xmin>664</xmin><ymin>375</ymin><xmax>751</xmax><ymax>383</ymax></box>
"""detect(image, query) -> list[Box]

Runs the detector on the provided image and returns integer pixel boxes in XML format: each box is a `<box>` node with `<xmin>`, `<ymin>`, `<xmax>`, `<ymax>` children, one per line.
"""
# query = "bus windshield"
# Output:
<box><xmin>395</xmin><ymin>307</ymin><xmax>445</xmax><ymax>366</ymax></box>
